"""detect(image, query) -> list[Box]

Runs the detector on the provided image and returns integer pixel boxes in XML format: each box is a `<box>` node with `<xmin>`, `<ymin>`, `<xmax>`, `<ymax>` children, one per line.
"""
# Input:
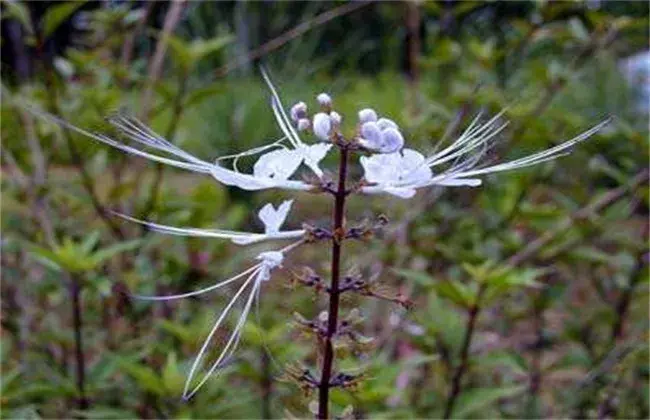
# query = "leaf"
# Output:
<box><xmin>116</xmin><ymin>358</ymin><xmax>165</xmax><ymax>395</ymax></box>
<box><xmin>25</xmin><ymin>242</ymin><xmax>63</xmax><ymax>272</ymax></box>
<box><xmin>89</xmin><ymin>239</ymin><xmax>142</xmax><ymax>266</ymax></box>
<box><xmin>42</xmin><ymin>1</ymin><xmax>87</xmax><ymax>39</ymax></box>
<box><xmin>80</xmin><ymin>231</ymin><xmax>101</xmax><ymax>254</ymax></box>
<box><xmin>452</xmin><ymin>385</ymin><xmax>527</xmax><ymax>418</ymax></box>
<box><xmin>189</xmin><ymin>35</ymin><xmax>233</xmax><ymax>61</ymax></box>
<box><xmin>394</xmin><ymin>268</ymin><xmax>435</xmax><ymax>287</ymax></box>
<box><xmin>434</xmin><ymin>280</ymin><xmax>475</xmax><ymax>308</ymax></box>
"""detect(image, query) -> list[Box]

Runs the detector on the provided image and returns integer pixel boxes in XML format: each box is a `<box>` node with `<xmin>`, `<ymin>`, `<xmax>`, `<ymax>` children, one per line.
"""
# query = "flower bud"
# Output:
<box><xmin>330</xmin><ymin>111</ymin><xmax>342</xmax><ymax>126</ymax></box>
<box><xmin>377</xmin><ymin>118</ymin><xmax>399</xmax><ymax>131</ymax></box>
<box><xmin>317</xmin><ymin>93</ymin><xmax>332</xmax><ymax>107</ymax></box>
<box><xmin>358</xmin><ymin>108</ymin><xmax>378</xmax><ymax>124</ymax></box>
<box><xmin>360</xmin><ymin>121</ymin><xmax>382</xmax><ymax>149</ymax></box>
<box><xmin>312</xmin><ymin>112</ymin><xmax>332</xmax><ymax>140</ymax></box>
<box><xmin>297</xmin><ymin>118</ymin><xmax>311</xmax><ymax>131</ymax></box>
<box><xmin>290</xmin><ymin>102</ymin><xmax>307</xmax><ymax>122</ymax></box>
<box><xmin>378</xmin><ymin>127</ymin><xmax>404</xmax><ymax>153</ymax></box>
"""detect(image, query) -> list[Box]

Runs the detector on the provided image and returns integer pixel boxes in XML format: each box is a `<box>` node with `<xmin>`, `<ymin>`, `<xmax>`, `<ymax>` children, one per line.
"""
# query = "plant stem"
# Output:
<box><xmin>443</xmin><ymin>285</ymin><xmax>486</xmax><ymax>419</ymax></box>
<box><xmin>261</xmin><ymin>349</ymin><xmax>272</xmax><ymax>419</ymax></box>
<box><xmin>70</xmin><ymin>274</ymin><xmax>89</xmax><ymax>412</ymax></box>
<box><xmin>318</xmin><ymin>147</ymin><xmax>349</xmax><ymax>419</ymax></box>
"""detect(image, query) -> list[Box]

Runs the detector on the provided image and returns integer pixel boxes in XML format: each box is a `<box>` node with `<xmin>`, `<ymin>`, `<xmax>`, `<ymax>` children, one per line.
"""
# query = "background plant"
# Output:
<box><xmin>1</xmin><ymin>1</ymin><xmax>648</xmax><ymax>418</ymax></box>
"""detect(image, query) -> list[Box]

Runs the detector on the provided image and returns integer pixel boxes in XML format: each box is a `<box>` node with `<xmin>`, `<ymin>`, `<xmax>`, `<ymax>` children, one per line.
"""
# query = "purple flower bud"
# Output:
<box><xmin>360</xmin><ymin>121</ymin><xmax>382</xmax><ymax>149</ymax></box>
<box><xmin>377</xmin><ymin>118</ymin><xmax>399</xmax><ymax>131</ymax></box>
<box><xmin>317</xmin><ymin>93</ymin><xmax>332</xmax><ymax>107</ymax></box>
<box><xmin>358</xmin><ymin>108</ymin><xmax>378</xmax><ymax>124</ymax></box>
<box><xmin>313</xmin><ymin>112</ymin><xmax>332</xmax><ymax>140</ymax></box>
<box><xmin>297</xmin><ymin>118</ymin><xmax>311</xmax><ymax>131</ymax></box>
<box><xmin>330</xmin><ymin>111</ymin><xmax>342</xmax><ymax>125</ymax></box>
<box><xmin>290</xmin><ymin>102</ymin><xmax>307</xmax><ymax>122</ymax></box>
<box><xmin>379</xmin><ymin>127</ymin><xmax>404</xmax><ymax>153</ymax></box>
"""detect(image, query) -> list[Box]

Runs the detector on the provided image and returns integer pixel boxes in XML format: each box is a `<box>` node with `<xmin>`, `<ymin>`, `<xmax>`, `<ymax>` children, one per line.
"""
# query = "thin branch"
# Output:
<box><xmin>214</xmin><ymin>1</ymin><xmax>370</xmax><ymax>77</ymax></box>
<box><xmin>443</xmin><ymin>285</ymin><xmax>487</xmax><ymax>419</ymax></box>
<box><xmin>140</xmin><ymin>0</ymin><xmax>187</xmax><ymax>121</ymax></box>
<box><xmin>506</xmin><ymin>169</ymin><xmax>649</xmax><ymax>267</ymax></box>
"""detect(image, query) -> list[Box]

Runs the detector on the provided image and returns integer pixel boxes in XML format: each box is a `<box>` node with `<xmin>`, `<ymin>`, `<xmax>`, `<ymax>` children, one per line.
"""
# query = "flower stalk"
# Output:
<box><xmin>70</xmin><ymin>274</ymin><xmax>89</xmax><ymax>412</ymax></box>
<box><xmin>318</xmin><ymin>145</ymin><xmax>349</xmax><ymax>419</ymax></box>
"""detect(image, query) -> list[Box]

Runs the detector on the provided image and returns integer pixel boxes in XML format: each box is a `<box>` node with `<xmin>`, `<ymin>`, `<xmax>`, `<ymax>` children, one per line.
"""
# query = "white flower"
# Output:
<box><xmin>290</xmin><ymin>102</ymin><xmax>307</xmax><ymax>122</ymax></box>
<box><xmin>359</xmin><ymin>121</ymin><xmax>405</xmax><ymax>153</ymax></box>
<box><xmin>131</xmin><ymin>240</ymin><xmax>301</xmax><ymax>400</ymax></box>
<box><xmin>358</xmin><ymin>108</ymin><xmax>378</xmax><ymax>124</ymax></box>
<box><xmin>317</xmin><ymin>93</ymin><xmax>332</xmax><ymax>107</ymax></box>
<box><xmin>313</xmin><ymin>112</ymin><xmax>332</xmax><ymax>140</ymax></box>
<box><xmin>360</xmin><ymin>149</ymin><xmax>432</xmax><ymax>198</ymax></box>
<box><xmin>361</xmin><ymin>112</ymin><xmax>611</xmax><ymax>199</ymax></box>
<box><xmin>113</xmin><ymin>200</ymin><xmax>304</xmax><ymax>245</ymax></box>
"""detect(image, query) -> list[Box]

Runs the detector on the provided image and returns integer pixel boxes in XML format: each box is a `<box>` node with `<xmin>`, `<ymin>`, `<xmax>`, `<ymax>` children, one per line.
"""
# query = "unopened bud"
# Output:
<box><xmin>290</xmin><ymin>102</ymin><xmax>308</xmax><ymax>122</ymax></box>
<box><xmin>377</xmin><ymin>118</ymin><xmax>399</xmax><ymax>131</ymax></box>
<box><xmin>312</xmin><ymin>112</ymin><xmax>332</xmax><ymax>140</ymax></box>
<box><xmin>330</xmin><ymin>111</ymin><xmax>342</xmax><ymax>126</ymax></box>
<box><xmin>358</xmin><ymin>108</ymin><xmax>378</xmax><ymax>124</ymax></box>
<box><xmin>317</xmin><ymin>93</ymin><xmax>332</xmax><ymax>107</ymax></box>
<box><xmin>297</xmin><ymin>118</ymin><xmax>311</xmax><ymax>131</ymax></box>
<box><xmin>379</xmin><ymin>127</ymin><xmax>404</xmax><ymax>153</ymax></box>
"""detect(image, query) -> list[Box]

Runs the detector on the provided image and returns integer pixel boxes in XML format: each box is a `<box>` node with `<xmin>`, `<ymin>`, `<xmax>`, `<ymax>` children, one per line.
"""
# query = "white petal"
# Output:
<box><xmin>313</xmin><ymin>112</ymin><xmax>332</xmax><ymax>140</ymax></box>
<box><xmin>210</xmin><ymin>165</ymin><xmax>311</xmax><ymax>191</ymax></box>
<box><xmin>360</xmin><ymin>153</ymin><xmax>401</xmax><ymax>184</ymax></box>
<box><xmin>253</xmin><ymin>149</ymin><xmax>302</xmax><ymax>180</ymax></box>
<box><xmin>258</xmin><ymin>199</ymin><xmax>294</xmax><ymax>234</ymax></box>
<box><xmin>300</xmin><ymin>143</ymin><xmax>333</xmax><ymax>178</ymax></box>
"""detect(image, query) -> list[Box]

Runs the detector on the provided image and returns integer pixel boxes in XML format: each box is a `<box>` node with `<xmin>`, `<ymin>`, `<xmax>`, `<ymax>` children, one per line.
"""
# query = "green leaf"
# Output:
<box><xmin>80</xmin><ymin>231</ymin><xmax>101</xmax><ymax>254</ymax></box>
<box><xmin>189</xmin><ymin>35</ymin><xmax>233</xmax><ymax>61</ymax></box>
<box><xmin>25</xmin><ymin>242</ymin><xmax>64</xmax><ymax>272</ymax></box>
<box><xmin>434</xmin><ymin>280</ymin><xmax>475</xmax><ymax>308</ymax></box>
<box><xmin>89</xmin><ymin>239</ymin><xmax>142</xmax><ymax>266</ymax></box>
<box><xmin>452</xmin><ymin>385</ymin><xmax>527</xmax><ymax>418</ymax></box>
<box><xmin>393</xmin><ymin>268</ymin><xmax>435</xmax><ymax>287</ymax></box>
<box><xmin>116</xmin><ymin>358</ymin><xmax>165</xmax><ymax>395</ymax></box>
<box><xmin>42</xmin><ymin>1</ymin><xmax>87</xmax><ymax>39</ymax></box>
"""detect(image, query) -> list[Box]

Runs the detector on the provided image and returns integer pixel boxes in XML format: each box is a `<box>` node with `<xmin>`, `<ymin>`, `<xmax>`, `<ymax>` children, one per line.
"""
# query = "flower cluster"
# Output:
<box><xmin>27</xmin><ymin>68</ymin><xmax>609</xmax><ymax>401</ymax></box>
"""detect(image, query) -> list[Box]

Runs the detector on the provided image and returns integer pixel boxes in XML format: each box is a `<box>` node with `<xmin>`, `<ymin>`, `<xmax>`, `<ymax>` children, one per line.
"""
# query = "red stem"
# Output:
<box><xmin>318</xmin><ymin>147</ymin><xmax>349</xmax><ymax>419</ymax></box>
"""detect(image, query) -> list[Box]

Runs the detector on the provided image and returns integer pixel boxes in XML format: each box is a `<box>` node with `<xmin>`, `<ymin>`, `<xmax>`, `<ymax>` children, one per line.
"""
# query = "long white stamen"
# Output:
<box><xmin>451</xmin><ymin>119</ymin><xmax>610</xmax><ymax>179</ymax></box>
<box><xmin>183</xmin><ymin>268</ymin><xmax>264</xmax><ymax>399</ymax></box>
<box><xmin>26</xmin><ymin>107</ymin><xmax>214</xmax><ymax>173</ymax></box>
<box><xmin>132</xmin><ymin>265</ymin><xmax>261</xmax><ymax>301</ymax></box>
<box><xmin>112</xmin><ymin>212</ymin><xmax>305</xmax><ymax>244</ymax></box>
<box><xmin>261</xmin><ymin>68</ymin><xmax>304</xmax><ymax>148</ymax></box>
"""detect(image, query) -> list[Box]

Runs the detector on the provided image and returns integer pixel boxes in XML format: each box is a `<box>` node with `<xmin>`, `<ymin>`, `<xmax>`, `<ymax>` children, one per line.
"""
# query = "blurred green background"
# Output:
<box><xmin>1</xmin><ymin>1</ymin><xmax>648</xmax><ymax>418</ymax></box>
